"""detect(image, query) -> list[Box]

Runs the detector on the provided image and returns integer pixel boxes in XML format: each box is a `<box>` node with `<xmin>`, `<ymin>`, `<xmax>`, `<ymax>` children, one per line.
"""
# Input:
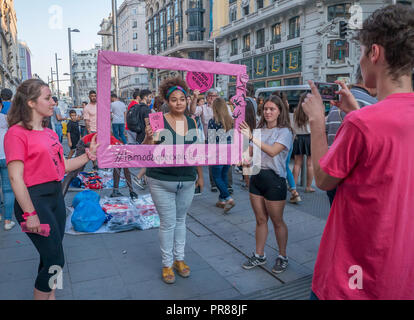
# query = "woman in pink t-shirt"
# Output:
<box><xmin>4</xmin><ymin>79</ymin><xmax>98</xmax><ymax>300</ymax></box>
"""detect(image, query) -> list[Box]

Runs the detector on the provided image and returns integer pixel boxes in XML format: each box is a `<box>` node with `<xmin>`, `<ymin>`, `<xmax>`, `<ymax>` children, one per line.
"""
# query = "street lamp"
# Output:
<box><xmin>208</xmin><ymin>38</ymin><xmax>217</xmax><ymax>88</ymax></box>
<box><xmin>68</xmin><ymin>28</ymin><xmax>80</xmax><ymax>106</ymax></box>
<box><xmin>55</xmin><ymin>53</ymin><xmax>62</xmax><ymax>100</ymax></box>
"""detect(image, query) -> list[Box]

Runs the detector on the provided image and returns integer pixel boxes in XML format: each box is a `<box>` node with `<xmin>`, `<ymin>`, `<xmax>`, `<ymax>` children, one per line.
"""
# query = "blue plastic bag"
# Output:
<box><xmin>71</xmin><ymin>200</ymin><xmax>106</xmax><ymax>232</ymax></box>
<box><xmin>72</xmin><ymin>190</ymin><xmax>100</xmax><ymax>209</ymax></box>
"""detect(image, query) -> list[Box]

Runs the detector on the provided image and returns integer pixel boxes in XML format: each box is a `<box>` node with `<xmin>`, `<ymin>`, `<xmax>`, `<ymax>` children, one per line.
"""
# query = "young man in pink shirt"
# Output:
<box><xmin>302</xmin><ymin>4</ymin><xmax>414</xmax><ymax>300</ymax></box>
<box><xmin>83</xmin><ymin>90</ymin><xmax>97</xmax><ymax>134</ymax></box>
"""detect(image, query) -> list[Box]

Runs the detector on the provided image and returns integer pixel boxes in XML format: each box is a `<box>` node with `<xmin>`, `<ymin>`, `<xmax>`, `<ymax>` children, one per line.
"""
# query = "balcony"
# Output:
<box><xmin>271</xmin><ymin>35</ymin><xmax>281</xmax><ymax>44</ymax></box>
<box><xmin>255</xmin><ymin>43</ymin><xmax>265</xmax><ymax>49</ymax></box>
<box><xmin>242</xmin><ymin>47</ymin><xmax>250</xmax><ymax>53</ymax></box>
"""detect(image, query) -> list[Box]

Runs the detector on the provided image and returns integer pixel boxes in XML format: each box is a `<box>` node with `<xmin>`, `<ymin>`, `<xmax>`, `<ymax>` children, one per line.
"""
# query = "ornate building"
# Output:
<box><xmin>145</xmin><ymin>0</ymin><xmax>213</xmax><ymax>90</ymax></box>
<box><xmin>0</xmin><ymin>0</ymin><xmax>20</xmax><ymax>90</ymax></box>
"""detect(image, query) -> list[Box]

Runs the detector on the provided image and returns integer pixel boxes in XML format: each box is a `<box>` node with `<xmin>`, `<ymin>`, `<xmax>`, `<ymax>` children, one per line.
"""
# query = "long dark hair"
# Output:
<box><xmin>257</xmin><ymin>95</ymin><xmax>292</xmax><ymax>132</ymax></box>
<box><xmin>245</xmin><ymin>98</ymin><xmax>256</xmax><ymax>131</ymax></box>
<box><xmin>293</xmin><ymin>93</ymin><xmax>309</xmax><ymax>129</ymax></box>
<box><xmin>8</xmin><ymin>79</ymin><xmax>49</xmax><ymax>130</ymax></box>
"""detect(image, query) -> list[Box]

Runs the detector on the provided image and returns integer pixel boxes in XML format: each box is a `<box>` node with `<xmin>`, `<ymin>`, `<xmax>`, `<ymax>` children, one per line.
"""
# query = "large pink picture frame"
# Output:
<box><xmin>96</xmin><ymin>50</ymin><xmax>248</xmax><ymax>168</ymax></box>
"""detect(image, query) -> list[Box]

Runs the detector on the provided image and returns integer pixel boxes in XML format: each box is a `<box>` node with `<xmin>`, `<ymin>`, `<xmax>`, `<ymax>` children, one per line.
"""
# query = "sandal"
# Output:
<box><xmin>224</xmin><ymin>198</ymin><xmax>236</xmax><ymax>213</ymax></box>
<box><xmin>305</xmin><ymin>188</ymin><xmax>316</xmax><ymax>193</ymax></box>
<box><xmin>162</xmin><ymin>267</ymin><xmax>175</xmax><ymax>284</ymax></box>
<box><xmin>289</xmin><ymin>190</ymin><xmax>302</xmax><ymax>203</ymax></box>
<box><xmin>216</xmin><ymin>201</ymin><xmax>226</xmax><ymax>208</ymax></box>
<box><xmin>173</xmin><ymin>261</ymin><xmax>191</xmax><ymax>278</ymax></box>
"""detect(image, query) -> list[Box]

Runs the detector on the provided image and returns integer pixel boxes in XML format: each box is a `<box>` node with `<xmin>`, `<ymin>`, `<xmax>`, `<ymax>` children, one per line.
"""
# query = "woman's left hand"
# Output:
<box><xmin>239</xmin><ymin>121</ymin><xmax>252</xmax><ymax>140</ymax></box>
<box><xmin>89</xmin><ymin>134</ymin><xmax>99</xmax><ymax>157</ymax></box>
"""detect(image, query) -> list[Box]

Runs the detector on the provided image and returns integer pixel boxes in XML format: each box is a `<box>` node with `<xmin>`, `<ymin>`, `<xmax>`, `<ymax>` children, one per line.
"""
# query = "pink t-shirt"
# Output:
<box><xmin>5</xmin><ymin>125</ymin><xmax>65</xmax><ymax>187</ymax></box>
<box><xmin>313</xmin><ymin>93</ymin><xmax>414</xmax><ymax>300</ymax></box>
<box><xmin>83</xmin><ymin>103</ymin><xmax>97</xmax><ymax>132</ymax></box>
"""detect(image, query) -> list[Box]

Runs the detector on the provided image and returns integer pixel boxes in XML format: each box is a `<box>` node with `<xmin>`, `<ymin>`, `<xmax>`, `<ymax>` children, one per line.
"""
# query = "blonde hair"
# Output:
<box><xmin>212</xmin><ymin>97</ymin><xmax>233</xmax><ymax>132</ymax></box>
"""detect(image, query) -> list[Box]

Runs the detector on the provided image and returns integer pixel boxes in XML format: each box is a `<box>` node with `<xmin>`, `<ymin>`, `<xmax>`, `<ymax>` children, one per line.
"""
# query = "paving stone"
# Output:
<box><xmin>65</xmin><ymin>243</ymin><xmax>112</xmax><ymax>264</ymax></box>
<box><xmin>72</xmin><ymin>275</ymin><xmax>130</xmax><ymax>300</ymax></box>
<box><xmin>0</xmin><ymin>244</ymin><xmax>38</xmax><ymax>263</ymax></box>
<box><xmin>68</xmin><ymin>257</ymin><xmax>119</xmax><ymax>283</ymax></box>
<box><xmin>188</xmin><ymin>235</ymin><xmax>236</xmax><ymax>259</ymax></box>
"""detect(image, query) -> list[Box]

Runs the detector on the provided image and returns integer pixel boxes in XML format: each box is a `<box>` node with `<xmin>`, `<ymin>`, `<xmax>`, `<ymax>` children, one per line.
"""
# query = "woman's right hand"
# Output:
<box><xmin>143</xmin><ymin>118</ymin><xmax>154</xmax><ymax>144</ymax></box>
<box><xmin>26</xmin><ymin>214</ymin><xmax>42</xmax><ymax>233</ymax></box>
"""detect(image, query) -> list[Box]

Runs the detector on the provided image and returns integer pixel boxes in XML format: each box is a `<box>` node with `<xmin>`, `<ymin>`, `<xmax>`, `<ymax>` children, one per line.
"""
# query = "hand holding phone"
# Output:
<box><xmin>314</xmin><ymin>82</ymin><xmax>340</xmax><ymax>101</ymax></box>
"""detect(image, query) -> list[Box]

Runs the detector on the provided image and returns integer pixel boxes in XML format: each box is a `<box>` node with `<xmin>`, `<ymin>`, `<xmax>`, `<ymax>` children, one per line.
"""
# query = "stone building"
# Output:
<box><xmin>212</xmin><ymin>0</ymin><xmax>412</xmax><ymax>98</ymax></box>
<box><xmin>18</xmin><ymin>41</ymin><xmax>32</xmax><ymax>81</ymax></box>
<box><xmin>0</xmin><ymin>0</ymin><xmax>20</xmax><ymax>90</ymax></box>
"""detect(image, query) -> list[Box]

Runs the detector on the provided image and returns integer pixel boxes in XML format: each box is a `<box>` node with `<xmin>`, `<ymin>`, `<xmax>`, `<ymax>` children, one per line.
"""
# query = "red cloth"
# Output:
<box><xmin>312</xmin><ymin>93</ymin><xmax>414</xmax><ymax>299</ymax></box>
<box><xmin>125</xmin><ymin>100</ymin><xmax>139</xmax><ymax>130</ymax></box>
<box><xmin>5</xmin><ymin>125</ymin><xmax>65</xmax><ymax>187</ymax></box>
<box><xmin>82</xmin><ymin>133</ymin><xmax>121</xmax><ymax>145</ymax></box>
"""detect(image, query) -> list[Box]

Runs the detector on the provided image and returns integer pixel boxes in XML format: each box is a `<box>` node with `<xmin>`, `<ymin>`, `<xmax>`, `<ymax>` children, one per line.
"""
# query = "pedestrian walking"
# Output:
<box><xmin>143</xmin><ymin>76</ymin><xmax>204</xmax><ymax>284</ymax></box>
<box><xmin>78</xmin><ymin>101</ymin><xmax>88</xmax><ymax>137</ymax></box>
<box><xmin>84</xmin><ymin>90</ymin><xmax>97</xmax><ymax>134</ymax></box>
<box><xmin>208</xmin><ymin>97</ymin><xmax>235</xmax><ymax>212</ymax></box>
<box><xmin>110</xmin><ymin>93</ymin><xmax>127</xmax><ymax>144</ymax></box>
<box><xmin>302</xmin><ymin>4</ymin><xmax>414</xmax><ymax>299</ymax></box>
<box><xmin>240</xmin><ymin>94</ymin><xmax>293</xmax><ymax>274</ymax></box>
<box><xmin>125</xmin><ymin>89</ymin><xmax>140</xmax><ymax>144</ymax></box>
<box><xmin>5</xmin><ymin>79</ymin><xmax>98</xmax><ymax>300</ymax></box>
<box><xmin>291</xmin><ymin>93</ymin><xmax>315</xmax><ymax>193</ymax></box>
<box><xmin>51</xmin><ymin>96</ymin><xmax>64</xmax><ymax>143</ymax></box>
<box><xmin>0</xmin><ymin>107</ymin><xmax>15</xmax><ymax>230</ymax></box>
<box><xmin>0</xmin><ymin>88</ymin><xmax>13</xmax><ymax>115</ymax></box>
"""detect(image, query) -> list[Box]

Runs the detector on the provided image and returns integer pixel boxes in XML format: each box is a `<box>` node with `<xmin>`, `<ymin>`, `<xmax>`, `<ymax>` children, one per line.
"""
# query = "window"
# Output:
<box><xmin>231</xmin><ymin>38</ymin><xmax>238</xmax><ymax>55</ymax></box>
<box><xmin>187</xmin><ymin>0</ymin><xmax>205</xmax><ymax>41</ymax></box>
<box><xmin>328</xmin><ymin>3</ymin><xmax>351</xmax><ymax>21</ymax></box>
<box><xmin>229</xmin><ymin>0</ymin><xmax>237</xmax><ymax>4</ymax></box>
<box><xmin>188</xmin><ymin>51</ymin><xmax>204</xmax><ymax>60</ymax></box>
<box><xmin>327</xmin><ymin>39</ymin><xmax>349</xmax><ymax>64</ymax></box>
<box><xmin>256</xmin><ymin>0</ymin><xmax>264</xmax><ymax>10</ymax></box>
<box><xmin>133</xmin><ymin>43</ymin><xmax>138</xmax><ymax>51</ymax></box>
<box><xmin>167</xmin><ymin>4</ymin><xmax>174</xmax><ymax>47</ymax></box>
<box><xmin>397</xmin><ymin>0</ymin><xmax>412</xmax><ymax>5</ymax></box>
<box><xmin>271</xmin><ymin>23</ymin><xmax>281</xmax><ymax>44</ymax></box>
<box><xmin>133</xmin><ymin>32</ymin><xmax>137</xmax><ymax>40</ymax></box>
<box><xmin>288</xmin><ymin>16</ymin><xmax>300</xmax><ymax>39</ymax></box>
<box><xmin>256</xmin><ymin>29</ymin><xmax>264</xmax><ymax>48</ymax></box>
<box><xmin>243</xmin><ymin>34</ymin><xmax>250</xmax><ymax>52</ymax></box>
<box><xmin>229</xmin><ymin>7</ymin><xmax>237</xmax><ymax>22</ymax></box>
<box><xmin>132</xmin><ymin>8</ymin><xmax>137</xmax><ymax>15</ymax></box>
<box><xmin>132</xmin><ymin>20</ymin><xmax>137</xmax><ymax>28</ymax></box>
<box><xmin>243</xmin><ymin>5</ymin><xmax>249</xmax><ymax>16</ymax></box>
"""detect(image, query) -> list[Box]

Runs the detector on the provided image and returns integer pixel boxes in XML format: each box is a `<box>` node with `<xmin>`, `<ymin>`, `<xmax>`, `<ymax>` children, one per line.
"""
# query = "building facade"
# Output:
<box><xmin>213</xmin><ymin>0</ymin><xmax>411</xmax><ymax>98</ymax></box>
<box><xmin>18</xmin><ymin>41</ymin><xmax>32</xmax><ymax>81</ymax></box>
<box><xmin>72</xmin><ymin>44</ymin><xmax>101</xmax><ymax>104</ymax></box>
<box><xmin>118</xmin><ymin>0</ymin><xmax>149</xmax><ymax>100</ymax></box>
<box><xmin>145</xmin><ymin>0</ymin><xmax>214</xmax><ymax>90</ymax></box>
<box><xmin>0</xmin><ymin>0</ymin><xmax>20</xmax><ymax>90</ymax></box>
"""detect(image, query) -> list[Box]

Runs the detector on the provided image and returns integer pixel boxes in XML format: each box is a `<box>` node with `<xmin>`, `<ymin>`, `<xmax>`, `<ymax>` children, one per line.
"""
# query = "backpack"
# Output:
<box><xmin>126</xmin><ymin>104</ymin><xmax>143</xmax><ymax>134</ymax></box>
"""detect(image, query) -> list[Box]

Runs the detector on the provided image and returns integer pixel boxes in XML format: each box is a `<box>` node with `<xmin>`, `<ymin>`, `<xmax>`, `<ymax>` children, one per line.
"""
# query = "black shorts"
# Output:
<box><xmin>249</xmin><ymin>169</ymin><xmax>287</xmax><ymax>201</ymax></box>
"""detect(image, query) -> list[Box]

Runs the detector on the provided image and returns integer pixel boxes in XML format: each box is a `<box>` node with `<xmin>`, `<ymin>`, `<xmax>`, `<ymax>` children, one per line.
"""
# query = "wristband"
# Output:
<box><xmin>23</xmin><ymin>211</ymin><xmax>37</xmax><ymax>220</ymax></box>
<box><xmin>85</xmin><ymin>148</ymin><xmax>97</xmax><ymax>161</ymax></box>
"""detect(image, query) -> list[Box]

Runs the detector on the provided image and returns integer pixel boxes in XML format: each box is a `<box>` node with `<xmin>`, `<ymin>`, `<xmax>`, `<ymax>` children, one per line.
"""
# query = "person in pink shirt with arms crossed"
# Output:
<box><xmin>302</xmin><ymin>4</ymin><xmax>414</xmax><ymax>300</ymax></box>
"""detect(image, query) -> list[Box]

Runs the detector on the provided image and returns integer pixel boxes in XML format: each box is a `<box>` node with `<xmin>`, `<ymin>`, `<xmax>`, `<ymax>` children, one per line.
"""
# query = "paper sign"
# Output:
<box><xmin>149</xmin><ymin>112</ymin><xmax>164</xmax><ymax>132</ymax></box>
<box><xmin>186</xmin><ymin>72</ymin><xmax>214</xmax><ymax>93</ymax></box>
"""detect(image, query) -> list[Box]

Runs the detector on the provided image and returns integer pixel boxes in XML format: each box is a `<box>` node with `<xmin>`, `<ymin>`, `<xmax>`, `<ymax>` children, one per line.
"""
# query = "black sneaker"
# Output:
<box><xmin>130</xmin><ymin>191</ymin><xmax>138</xmax><ymax>201</ymax></box>
<box><xmin>211</xmin><ymin>186</ymin><xmax>218</xmax><ymax>192</ymax></box>
<box><xmin>242</xmin><ymin>253</ymin><xmax>267</xmax><ymax>270</ymax></box>
<box><xmin>110</xmin><ymin>190</ymin><xmax>123</xmax><ymax>198</ymax></box>
<box><xmin>228</xmin><ymin>187</ymin><xmax>234</xmax><ymax>195</ymax></box>
<box><xmin>272</xmin><ymin>256</ymin><xmax>288</xmax><ymax>274</ymax></box>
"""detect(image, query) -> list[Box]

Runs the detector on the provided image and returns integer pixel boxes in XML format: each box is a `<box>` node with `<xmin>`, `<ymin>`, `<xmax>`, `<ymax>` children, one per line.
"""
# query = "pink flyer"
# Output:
<box><xmin>186</xmin><ymin>72</ymin><xmax>214</xmax><ymax>93</ymax></box>
<box><xmin>149</xmin><ymin>112</ymin><xmax>164</xmax><ymax>133</ymax></box>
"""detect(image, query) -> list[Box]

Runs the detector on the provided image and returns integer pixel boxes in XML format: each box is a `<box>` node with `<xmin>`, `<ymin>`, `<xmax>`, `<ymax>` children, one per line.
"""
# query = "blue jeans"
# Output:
<box><xmin>112</xmin><ymin>123</ymin><xmax>127</xmax><ymax>144</ymax></box>
<box><xmin>211</xmin><ymin>165</ymin><xmax>231</xmax><ymax>202</ymax></box>
<box><xmin>147</xmin><ymin>177</ymin><xmax>195</xmax><ymax>267</ymax></box>
<box><xmin>286</xmin><ymin>143</ymin><xmax>296</xmax><ymax>190</ymax></box>
<box><xmin>55</xmin><ymin>123</ymin><xmax>63</xmax><ymax>143</ymax></box>
<box><xmin>0</xmin><ymin>159</ymin><xmax>14</xmax><ymax>221</ymax></box>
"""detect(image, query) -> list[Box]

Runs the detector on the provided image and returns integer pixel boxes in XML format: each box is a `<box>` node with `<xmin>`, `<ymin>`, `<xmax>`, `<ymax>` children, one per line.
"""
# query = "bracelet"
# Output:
<box><xmin>23</xmin><ymin>211</ymin><xmax>37</xmax><ymax>220</ymax></box>
<box><xmin>85</xmin><ymin>148</ymin><xmax>97</xmax><ymax>161</ymax></box>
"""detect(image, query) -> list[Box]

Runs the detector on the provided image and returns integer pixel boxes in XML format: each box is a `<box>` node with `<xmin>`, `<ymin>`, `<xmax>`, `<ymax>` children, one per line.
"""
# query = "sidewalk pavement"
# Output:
<box><xmin>0</xmin><ymin>163</ymin><xmax>330</xmax><ymax>300</ymax></box>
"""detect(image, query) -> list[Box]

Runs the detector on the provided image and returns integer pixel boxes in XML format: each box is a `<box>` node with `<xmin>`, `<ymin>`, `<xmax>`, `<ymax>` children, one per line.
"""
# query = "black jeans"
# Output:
<box><xmin>14</xmin><ymin>182</ymin><xmax>66</xmax><ymax>293</ymax></box>
<box><xmin>326</xmin><ymin>188</ymin><xmax>337</xmax><ymax>207</ymax></box>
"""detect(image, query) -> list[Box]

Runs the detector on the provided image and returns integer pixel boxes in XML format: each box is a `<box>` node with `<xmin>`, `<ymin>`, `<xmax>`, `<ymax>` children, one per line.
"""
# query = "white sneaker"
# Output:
<box><xmin>4</xmin><ymin>221</ymin><xmax>16</xmax><ymax>231</ymax></box>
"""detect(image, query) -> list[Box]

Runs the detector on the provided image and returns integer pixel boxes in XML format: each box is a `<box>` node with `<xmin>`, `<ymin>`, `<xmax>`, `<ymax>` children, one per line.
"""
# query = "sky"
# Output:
<box><xmin>15</xmin><ymin>0</ymin><xmax>114</xmax><ymax>94</ymax></box>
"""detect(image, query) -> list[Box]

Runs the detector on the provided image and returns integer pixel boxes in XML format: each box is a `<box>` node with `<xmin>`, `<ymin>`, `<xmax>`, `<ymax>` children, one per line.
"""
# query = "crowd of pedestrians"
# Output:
<box><xmin>0</xmin><ymin>4</ymin><xmax>413</xmax><ymax>300</ymax></box>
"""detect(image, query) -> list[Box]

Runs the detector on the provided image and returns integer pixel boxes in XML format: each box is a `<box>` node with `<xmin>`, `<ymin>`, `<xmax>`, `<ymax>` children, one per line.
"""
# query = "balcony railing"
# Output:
<box><xmin>271</xmin><ymin>35</ymin><xmax>281</xmax><ymax>44</ymax></box>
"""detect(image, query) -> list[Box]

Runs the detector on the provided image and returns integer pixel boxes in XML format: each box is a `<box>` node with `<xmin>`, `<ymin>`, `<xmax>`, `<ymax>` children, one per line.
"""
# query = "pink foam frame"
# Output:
<box><xmin>96</xmin><ymin>50</ymin><xmax>248</xmax><ymax>168</ymax></box>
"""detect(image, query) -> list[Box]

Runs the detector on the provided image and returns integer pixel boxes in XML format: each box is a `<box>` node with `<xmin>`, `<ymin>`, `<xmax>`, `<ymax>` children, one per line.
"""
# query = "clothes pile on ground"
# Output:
<box><xmin>67</xmin><ymin>169</ymin><xmax>126</xmax><ymax>190</ymax></box>
<box><xmin>65</xmin><ymin>191</ymin><xmax>159</xmax><ymax>235</ymax></box>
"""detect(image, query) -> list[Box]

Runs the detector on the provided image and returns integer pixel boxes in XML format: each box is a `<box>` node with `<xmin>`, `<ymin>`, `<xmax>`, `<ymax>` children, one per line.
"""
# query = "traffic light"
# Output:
<box><xmin>339</xmin><ymin>21</ymin><xmax>348</xmax><ymax>39</ymax></box>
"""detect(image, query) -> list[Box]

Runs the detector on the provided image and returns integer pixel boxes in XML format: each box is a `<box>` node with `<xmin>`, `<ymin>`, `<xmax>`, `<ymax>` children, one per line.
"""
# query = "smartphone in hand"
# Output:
<box><xmin>314</xmin><ymin>82</ymin><xmax>340</xmax><ymax>101</ymax></box>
